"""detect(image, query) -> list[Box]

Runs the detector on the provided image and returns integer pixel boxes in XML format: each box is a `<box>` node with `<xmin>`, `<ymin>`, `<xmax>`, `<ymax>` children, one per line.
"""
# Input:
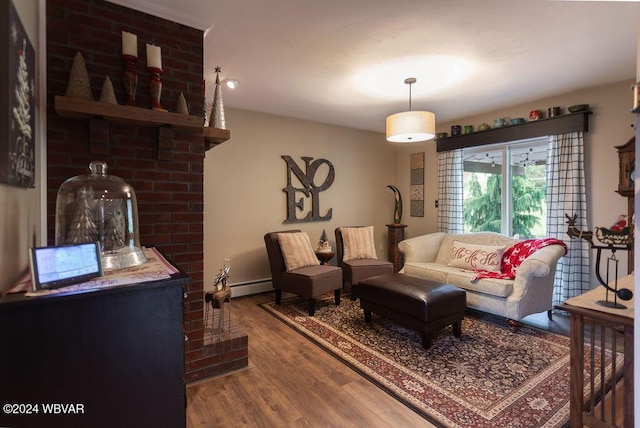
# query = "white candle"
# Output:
<box><xmin>122</xmin><ymin>31</ymin><xmax>137</xmax><ymax>57</ymax></box>
<box><xmin>146</xmin><ymin>44</ymin><xmax>162</xmax><ymax>69</ymax></box>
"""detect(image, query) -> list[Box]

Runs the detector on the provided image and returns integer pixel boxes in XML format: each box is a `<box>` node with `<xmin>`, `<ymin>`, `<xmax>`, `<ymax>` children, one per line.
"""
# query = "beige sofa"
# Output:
<box><xmin>398</xmin><ymin>232</ymin><xmax>566</xmax><ymax>330</ymax></box>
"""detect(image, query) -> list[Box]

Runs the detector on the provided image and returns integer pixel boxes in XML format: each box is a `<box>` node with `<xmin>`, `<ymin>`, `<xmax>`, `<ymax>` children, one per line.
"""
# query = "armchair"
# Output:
<box><xmin>264</xmin><ymin>230</ymin><xmax>342</xmax><ymax>316</ymax></box>
<box><xmin>335</xmin><ymin>226</ymin><xmax>393</xmax><ymax>300</ymax></box>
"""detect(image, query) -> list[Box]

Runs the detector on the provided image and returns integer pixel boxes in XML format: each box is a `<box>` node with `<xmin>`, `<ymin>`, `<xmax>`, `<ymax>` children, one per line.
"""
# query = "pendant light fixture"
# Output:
<box><xmin>386</xmin><ymin>77</ymin><xmax>435</xmax><ymax>143</ymax></box>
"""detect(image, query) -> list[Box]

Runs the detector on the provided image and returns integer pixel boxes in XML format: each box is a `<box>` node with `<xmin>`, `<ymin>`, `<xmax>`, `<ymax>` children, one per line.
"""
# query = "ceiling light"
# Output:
<box><xmin>222</xmin><ymin>79</ymin><xmax>239</xmax><ymax>89</ymax></box>
<box><xmin>386</xmin><ymin>78</ymin><xmax>435</xmax><ymax>143</ymax></box>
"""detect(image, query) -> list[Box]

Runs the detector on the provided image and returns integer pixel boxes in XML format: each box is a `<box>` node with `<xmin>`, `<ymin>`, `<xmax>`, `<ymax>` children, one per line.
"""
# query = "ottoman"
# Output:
<box><xmin>359</xmin><ymin>273</ymin><xmax>466</xmax><ymax>349</ymax></box>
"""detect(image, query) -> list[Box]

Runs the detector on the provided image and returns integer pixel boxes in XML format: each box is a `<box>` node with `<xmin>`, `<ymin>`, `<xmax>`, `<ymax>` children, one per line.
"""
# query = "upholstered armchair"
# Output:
<box><xmin>264</xmin><ymin>230</ymin><xmax>342</xmax><ymax>316</ymax></box>
<box><xmin>335</xmin><ymin>226</ymin><xmax>394</xmax><ymax>300</ymax></box>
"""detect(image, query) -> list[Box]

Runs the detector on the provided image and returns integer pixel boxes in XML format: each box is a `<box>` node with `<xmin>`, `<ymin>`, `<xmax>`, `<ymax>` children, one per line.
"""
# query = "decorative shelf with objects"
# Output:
<box><xmin>436</xmin><ymin>110</ymin><xmax>591</xmax><ymax>152</ymax></box>
<box><xmin>54</xmin><ymin>95</ymin><xmax>230</xmax><ymax>150</ymax></box>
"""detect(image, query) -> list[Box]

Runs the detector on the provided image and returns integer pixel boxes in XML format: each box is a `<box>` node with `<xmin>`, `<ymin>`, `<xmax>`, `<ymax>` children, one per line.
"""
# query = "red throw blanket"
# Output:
<box><xmin>472</xmin><ymin>238</ymin><xmax>568</xmax><ymax>280</ymax></box>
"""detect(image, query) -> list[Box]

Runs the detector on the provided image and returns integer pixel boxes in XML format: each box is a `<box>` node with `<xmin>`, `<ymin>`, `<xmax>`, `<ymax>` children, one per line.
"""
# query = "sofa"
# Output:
<box><xmin>398</xmin><ymin>232</ymin><xmax>566</xmax><ymax>330</ymax></box>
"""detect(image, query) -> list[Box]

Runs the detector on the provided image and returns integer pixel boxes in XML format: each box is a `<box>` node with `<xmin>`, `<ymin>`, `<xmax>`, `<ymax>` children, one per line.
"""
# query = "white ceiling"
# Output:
<box><xmin>110</xmin><ymin>0</ymin><xmax>638</xmax><ymax>134</ymax></box>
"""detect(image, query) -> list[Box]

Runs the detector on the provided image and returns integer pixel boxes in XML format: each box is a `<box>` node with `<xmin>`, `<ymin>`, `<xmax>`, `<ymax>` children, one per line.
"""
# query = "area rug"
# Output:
<box><xmin>260</xmin><ymin>296</ymin><xmax>619</xmax><ymax>428</ymax></box>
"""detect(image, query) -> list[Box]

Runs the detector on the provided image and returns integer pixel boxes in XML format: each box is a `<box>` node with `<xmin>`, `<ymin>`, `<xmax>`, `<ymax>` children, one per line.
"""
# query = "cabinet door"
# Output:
<box><xmin>0</xmin><ymin>281</ymin><xmax>186</xmax><ymax>428</ymax></box>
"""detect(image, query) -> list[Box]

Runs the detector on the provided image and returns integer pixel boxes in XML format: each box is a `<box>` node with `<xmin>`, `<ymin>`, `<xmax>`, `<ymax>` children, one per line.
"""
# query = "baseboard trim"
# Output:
<box><xmin>229</xmin><ymin>278</ymin><xmax>273</xmax><ymax>298</ymax></box>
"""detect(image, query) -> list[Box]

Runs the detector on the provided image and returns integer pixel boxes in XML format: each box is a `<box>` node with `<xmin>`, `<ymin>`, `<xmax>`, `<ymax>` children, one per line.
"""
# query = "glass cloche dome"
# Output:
<box><xmin>55</xmin><ymin>161</ymin><xmax>146</xmax><ymax>270</ymax></box>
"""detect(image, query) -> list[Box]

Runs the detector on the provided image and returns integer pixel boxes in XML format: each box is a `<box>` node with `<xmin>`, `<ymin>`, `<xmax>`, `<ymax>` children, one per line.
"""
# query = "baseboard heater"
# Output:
<box><xmin>229</xmin><ymin>278</ymin><xmax>273</xmax><ymax>298</ymax></box>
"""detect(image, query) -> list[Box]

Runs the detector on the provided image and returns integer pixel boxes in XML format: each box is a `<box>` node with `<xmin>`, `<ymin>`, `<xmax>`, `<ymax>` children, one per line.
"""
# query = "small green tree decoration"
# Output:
<box><xmin>318</xmin><ymin>229</ymin><xmax>330</xmax><ymax>251</ymax></box>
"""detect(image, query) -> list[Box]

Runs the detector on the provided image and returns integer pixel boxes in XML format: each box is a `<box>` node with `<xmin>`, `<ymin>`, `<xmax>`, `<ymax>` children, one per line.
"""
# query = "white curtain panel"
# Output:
<box><xmin>437</xmin><ymin>149</ymin><xmax>464</xmax><ymax>233</ymax></box>
<box><xmin>546</xmin><ymin>132</ymin><xmax>591</xmax><ymax>304</ymax></box>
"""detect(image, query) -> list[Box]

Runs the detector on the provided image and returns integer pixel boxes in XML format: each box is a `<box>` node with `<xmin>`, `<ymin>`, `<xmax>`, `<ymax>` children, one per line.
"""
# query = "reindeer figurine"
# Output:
<box><xmin>205</xmin><ymin>265</ymin><xmax>232</xmax><ymax>335</ymax></box>
<box><xmin>565</xmin><ymin>213</ymin><xmax>593</xmax><ymax>243</ymax></box>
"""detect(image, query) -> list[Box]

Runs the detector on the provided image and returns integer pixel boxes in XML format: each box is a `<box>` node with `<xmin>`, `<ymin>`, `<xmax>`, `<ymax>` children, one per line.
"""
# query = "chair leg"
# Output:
<box><xmin>350</xmin><ymin>284</ymin><xmax>358</xmax><ymax>301</ymax></box>
<box><xmin>307</xmin><ymin>298</ymin><xmax>316</xmax><ymax>316</ymax></box>
<box><xmin>334</xmin><ymin>289</ymin><xmax>341</xmax><ymax>306</ymax></box>
<box><xmin>275</xmin><ymin>290</ymin><xmax>282</xmax><ymax>305</ymax></box>
<box><xmin>547</xmin><ymin>309</ymin><xmax>553</xmax><ymax>321</ymax></box>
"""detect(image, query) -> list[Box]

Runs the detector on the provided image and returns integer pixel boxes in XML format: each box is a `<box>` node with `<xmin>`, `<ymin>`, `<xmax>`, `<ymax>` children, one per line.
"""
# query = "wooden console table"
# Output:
<box><xmin>556</xmin><ymin>275</ymin><xmax>634</xmax><ymax>428</ymax></box>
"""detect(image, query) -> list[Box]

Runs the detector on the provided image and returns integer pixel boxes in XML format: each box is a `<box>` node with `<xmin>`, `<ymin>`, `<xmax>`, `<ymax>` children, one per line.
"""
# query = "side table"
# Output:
<box><xmin>556</xmin><ymin>276</ymin><xmax>634</xmax><ymax>428</ymax></box>
<box><xmin>314</xmin><ymin>250</ymin><xmax>335</xmax><ymax>265</ymax></box>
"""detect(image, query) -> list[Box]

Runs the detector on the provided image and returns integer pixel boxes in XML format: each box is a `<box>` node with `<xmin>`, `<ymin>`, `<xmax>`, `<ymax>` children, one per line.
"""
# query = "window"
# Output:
<box><xmin>462</xmin><ymin>137</ymin><xmax>547</xmax><ymax>238</ymax></box>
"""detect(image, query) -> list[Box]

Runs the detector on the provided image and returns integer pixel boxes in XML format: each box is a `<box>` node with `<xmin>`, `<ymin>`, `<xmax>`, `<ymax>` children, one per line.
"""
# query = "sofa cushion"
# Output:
<box><xmin>277</xmin><ymin>232</ymin><xmax>320</xmax><ymax>271</ymax></box>
<box><xmin>402</xmin><ymin>263</ymin><xmax>449</xmax><ymax>283</ymax></box>
<box><xmin>445</xmin><ymin>269</ymin><xmax>513</xmax><ymax>298</ymax></box>
<box><xmin>342</xmin><ymin>226</ymin><xmax>377</xmax><ymax>261</ymax></box>
<box><xmin>404</xmin><ymin>262</ymin><xmax>513</xmax><ymax>298</ymax></box>
<box><xmin>435</xmin><ymin>232</ymin><xmax>518</xmax><ymax>265</ymax></box>
<box><xmin>447</xmin><ymin>241</ymin><xmax>505</xmax><ymax>272</ymax></box>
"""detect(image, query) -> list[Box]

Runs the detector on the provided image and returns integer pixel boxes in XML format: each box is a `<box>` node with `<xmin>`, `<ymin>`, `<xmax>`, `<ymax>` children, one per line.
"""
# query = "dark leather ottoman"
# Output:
<box><xmin>359</xmin><ymin>273</ymin><xmax>466</xmax><ymax>349</ymax></box>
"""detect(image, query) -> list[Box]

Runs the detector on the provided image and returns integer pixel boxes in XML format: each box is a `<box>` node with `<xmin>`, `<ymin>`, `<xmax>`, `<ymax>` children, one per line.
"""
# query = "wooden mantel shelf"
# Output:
<box><xmin>54</xmin><ymin>95</ymin><xmax>230</xmax><ymax>149</ymax></box>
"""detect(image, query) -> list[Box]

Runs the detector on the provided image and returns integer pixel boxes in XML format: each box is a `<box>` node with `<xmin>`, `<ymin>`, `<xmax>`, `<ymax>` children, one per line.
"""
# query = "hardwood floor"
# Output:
<box><xmin>186</xmin><ymin>292</ymin><xmax>571</xmax><ymax>427</ymax></box>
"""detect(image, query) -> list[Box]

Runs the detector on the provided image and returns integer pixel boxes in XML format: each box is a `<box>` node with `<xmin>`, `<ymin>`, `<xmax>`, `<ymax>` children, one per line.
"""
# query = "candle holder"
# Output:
<box><xmin>122</xmin><ymin>54</ymin><xmax>138</xmax><ymax>106</ymax></box>
<box><xmin>147</xmin><ymin>67</ymin><xmax>166</xmax><ymax>111</ymax></box>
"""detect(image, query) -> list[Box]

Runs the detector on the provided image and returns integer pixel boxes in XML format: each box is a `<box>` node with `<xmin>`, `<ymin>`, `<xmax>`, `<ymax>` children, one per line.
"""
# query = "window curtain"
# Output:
<box><xmin>437</xmin><ymin>149</ymin><xmax>464</xmax><ymax>233</ymax></box>
<box><xmin>546</xmin><ymin>132</ymin><xmax>590</xmax><ymax>304</ymax></box>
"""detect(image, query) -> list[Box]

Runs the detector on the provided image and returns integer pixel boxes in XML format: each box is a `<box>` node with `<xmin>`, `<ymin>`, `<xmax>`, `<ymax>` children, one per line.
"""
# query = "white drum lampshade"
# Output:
<box><xmin>386</xmin><ymin>110</ymin><xmax>435</xmax><ymax>143</ymax></box>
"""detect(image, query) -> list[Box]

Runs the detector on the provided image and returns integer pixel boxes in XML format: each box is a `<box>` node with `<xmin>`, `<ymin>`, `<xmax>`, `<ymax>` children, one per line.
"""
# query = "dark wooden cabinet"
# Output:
<box><xmin>0</xmin><ymin>274</ymin><xmax>188</xmax><ymax>428</ymax></box>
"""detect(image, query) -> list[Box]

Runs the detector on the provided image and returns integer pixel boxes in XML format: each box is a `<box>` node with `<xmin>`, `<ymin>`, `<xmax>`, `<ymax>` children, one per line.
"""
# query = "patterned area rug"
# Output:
<box><xmin>260</xmin><ymin>295</ymin><xmax>618</xmax><ymax>428</ymax></box>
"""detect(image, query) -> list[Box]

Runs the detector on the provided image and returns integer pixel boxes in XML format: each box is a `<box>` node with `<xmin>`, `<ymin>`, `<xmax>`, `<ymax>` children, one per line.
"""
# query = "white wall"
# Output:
<box><xmin>0</xmin><ymin>0</ymin><xmax>43</xmax><ymax>292</ymax></box>
<box><xmin>393</xmin><ymin>80</ymin><xmax>635</xmax><ymax>278</ymax></box>
<box><xmin>205</xmin><ymin>81</ymin><xmax>634</xmax><ymax>291</ymax></box>
<box><xmin>203</xmin><ymin>108</ymin><xmax>396</xmax><ymax>289</ymax></box>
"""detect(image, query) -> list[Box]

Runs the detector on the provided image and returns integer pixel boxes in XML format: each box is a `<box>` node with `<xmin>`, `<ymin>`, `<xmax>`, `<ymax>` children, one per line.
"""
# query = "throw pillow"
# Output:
<box><xmin>278</xmin><ymin>232</ymin><xmax>320</xmax><ymax>271</ymax></box>
<box><xmin>447</xmin><ymin>241</ymin><xmax>506</xmax><ymax>272</ymax></box>
<box><xmin>342</xmin><ymin>226</ymin><xmax>377</xmax><ymax>261</ymax></box>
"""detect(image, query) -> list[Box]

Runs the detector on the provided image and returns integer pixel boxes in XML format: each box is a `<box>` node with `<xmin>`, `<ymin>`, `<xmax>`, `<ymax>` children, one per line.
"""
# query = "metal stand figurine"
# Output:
<box><xmin>566</xmin><ymin>213</ymin><xmax>633</xmax><ymax>309</ymax></box>
<box><xmin>205</xmin><ymin>265</ymin><xmax>231</xmax><ymax>337</ymax></box>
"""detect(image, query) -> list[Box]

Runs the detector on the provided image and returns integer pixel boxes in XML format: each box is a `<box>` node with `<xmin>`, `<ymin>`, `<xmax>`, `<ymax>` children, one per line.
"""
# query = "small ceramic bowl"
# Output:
<box><xmin>568</xmin><ymin>104</ymin><xmax>589</xmax><ymax>113</ymax></box>
<box><xmin>529</xmin><ymin>110</ymin><xmax>542</xmax><ymax>120</ymax></box>
<box><xmin>477</xmin><ymin>123</ymin><xmax>491</xmax><ymax>131</ymax></box>
<box><xmin>511</xmin><ymin>118</ymin><xmax>525</xmax><ymax>125</ymax></box>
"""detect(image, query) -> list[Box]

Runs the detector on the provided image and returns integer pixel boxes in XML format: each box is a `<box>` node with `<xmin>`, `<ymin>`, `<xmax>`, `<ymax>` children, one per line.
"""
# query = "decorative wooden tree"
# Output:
<box><xmin>103</xmin><ymin>212</ymin><xmax>125</xmax><ymax>251</ymax></box>
<box><xmin>65</xmin><ymin>189</ymin><xmax>98</xmax><ymax>244</ymax></box>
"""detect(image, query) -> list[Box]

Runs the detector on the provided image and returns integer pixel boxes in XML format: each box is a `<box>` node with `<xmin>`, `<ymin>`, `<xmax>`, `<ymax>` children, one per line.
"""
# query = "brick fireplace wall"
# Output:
<box><xmin>47</xmin><ymin>0</ymin><xmax>215</xmax><ymax>382</ymax></box>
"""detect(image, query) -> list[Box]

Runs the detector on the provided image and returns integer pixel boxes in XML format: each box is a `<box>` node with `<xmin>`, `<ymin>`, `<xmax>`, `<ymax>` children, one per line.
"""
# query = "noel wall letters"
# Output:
<box><xmin>282</xmin><ymin>155</ymin><xmax>334</xmax><ymax>223</ymax></box>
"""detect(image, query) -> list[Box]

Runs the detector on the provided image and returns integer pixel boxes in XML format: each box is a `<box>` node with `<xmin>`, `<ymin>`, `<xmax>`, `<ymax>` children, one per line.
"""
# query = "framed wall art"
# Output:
<box><xmin>410</xmin><ymin>152</ymin><xmax>424</xmax><ymax>217</ymax></box>
<box><xmin>0</xmin><ymin>0</ymin><xmax>36</xmax><ymax>188</ymax></box>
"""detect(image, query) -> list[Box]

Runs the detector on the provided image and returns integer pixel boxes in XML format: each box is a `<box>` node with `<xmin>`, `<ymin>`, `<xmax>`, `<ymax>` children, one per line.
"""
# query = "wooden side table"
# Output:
<box><xmin>314</xmin><ymin>250</ymin><xmax>335</xmax><ymax>265</ymax></box>
<box><xmin>386</xmin><ymin>223</ymin><xmax>407</xmax><ymax>273</ymax></box>
<box><xmin>556</xmin><ymin>278</ymin><xmax>634</xmax><ymax>428</ymax></box>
